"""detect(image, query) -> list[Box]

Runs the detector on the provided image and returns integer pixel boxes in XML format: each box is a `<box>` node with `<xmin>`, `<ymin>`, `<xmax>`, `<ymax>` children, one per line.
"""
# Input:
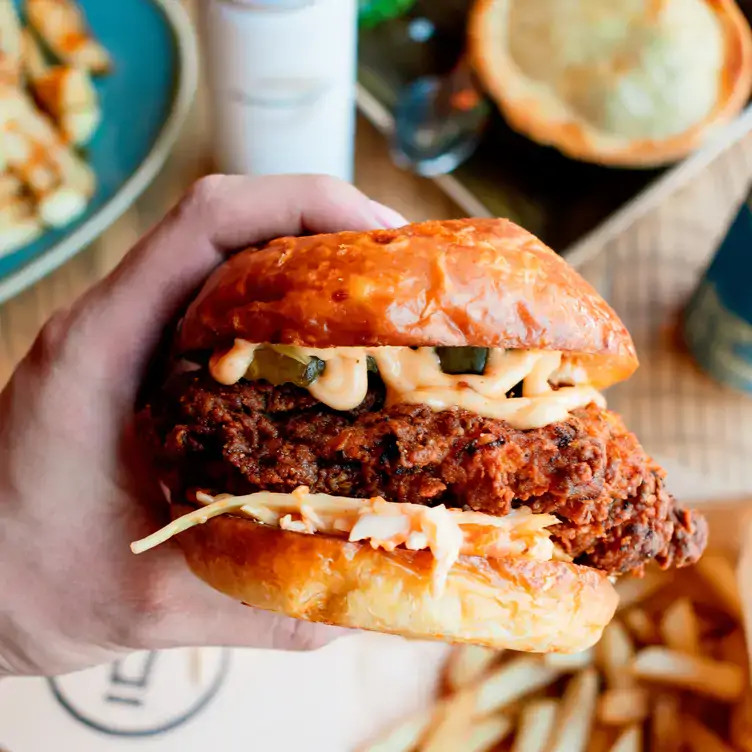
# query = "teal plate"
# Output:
<box><xmin>0</xmin><ymin>0</ymin><xmax>198</xmax><ymax>304</ymax></box>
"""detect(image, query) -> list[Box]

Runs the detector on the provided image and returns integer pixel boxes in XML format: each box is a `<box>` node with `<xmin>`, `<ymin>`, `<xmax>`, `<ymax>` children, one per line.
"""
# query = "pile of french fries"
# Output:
<box><xmin>361</xmin><ymin>553</ymin><xmax>752</xmax><ymax>752</ymax></box>
<box><xmin>0</xmin><ymin>0</ymin><xmax>111</xmax><ymax>257</ymax></box>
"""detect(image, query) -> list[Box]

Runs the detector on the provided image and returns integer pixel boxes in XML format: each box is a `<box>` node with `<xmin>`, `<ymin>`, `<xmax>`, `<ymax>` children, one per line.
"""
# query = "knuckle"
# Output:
<box><xmin>27</xmin><ymin>309</ymin><xmax>72</xmax><ymax>370</ymax></box>
<box><xmin>167</xmin><ymin>174</ymin><xmax>230</xmax><ymax>232</ymax></box>
<box><xmin>183</xmin><ymin>174</ymin><xmax>227</xmax><ymax>214</ymax></box>
<box><xmin>304</xmin><ymin>174</ymin><xmax>351</xmax><ymax>202</ymax></box>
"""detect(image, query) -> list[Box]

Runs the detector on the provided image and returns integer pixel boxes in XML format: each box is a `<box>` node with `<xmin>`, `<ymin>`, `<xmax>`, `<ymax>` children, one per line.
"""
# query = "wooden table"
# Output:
<box><xmin>1</xmin><ymin>103</ymin><xmax>751</xmax><ymax>389</ymax></box>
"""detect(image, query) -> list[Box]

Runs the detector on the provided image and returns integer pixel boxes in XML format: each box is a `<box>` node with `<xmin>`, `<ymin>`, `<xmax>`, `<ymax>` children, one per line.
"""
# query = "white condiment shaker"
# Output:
<box><xmin>200</xmin><ymin>0</ymin><xmax>358</xmax><ymax>182</ymax></box>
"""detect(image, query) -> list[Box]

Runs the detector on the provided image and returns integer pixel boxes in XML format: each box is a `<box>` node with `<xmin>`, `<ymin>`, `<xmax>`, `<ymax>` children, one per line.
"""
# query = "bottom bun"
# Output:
<box><xmin>172</xmin><ymin>504</ymin><xmax>619</xmax><ymax>653</ymax></box>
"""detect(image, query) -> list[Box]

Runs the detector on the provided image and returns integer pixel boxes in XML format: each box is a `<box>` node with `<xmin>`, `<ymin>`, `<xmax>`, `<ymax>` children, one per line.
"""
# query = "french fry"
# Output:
<box><xmin>0</xmin><ymin>170</ymin><xmax>43</xmax><ymax>253</ymax></box>
<box><xmin>0</xmin><ymin>0</ymin><xmax>107</xmax><ymax>252</ymax></box>
<box><xmin>368</xmin><ymin>532</ymin><xmax>752</xmax><ymax>752</ymax></box>
<box><xmin>718</xmin><ymin>629</ymin><xmax>749</xmax><ymax>675</ymax></box>
<box><xmin>0</xmin><ymin>0</ymin><xmax>23</xmax><ymax>85</ymax></box>
<box><xmin>544</xmin><ymin>648</ymin><xmax>594</xmax><ymax>671</ymax></box>
<box><xmin>512</xmin><ymin>699</ymin><xmax>558</xmax><ymax>752</ymax></box>
<box><xmin>543</xmin><ymin>669</ymin><xmax>599</xmax><ymax>752</ymax></box>
<box><xmin>464</xmin><ymin>716</ymin><xmax>514</xmax><ymax>752</ymax></box>
<box><xmin>37</xmin><ymin>184</ymin><xmax>86</xmax><ymax>227</ymax></box>
<box><xmin>587</xmin><ymin>727</ymin><xmax>615</xmax><ymax>752</ymax></box>
<box><xmin>0</xmin><ymin>126</ymin><xmax>58</xmax><ymax>196</ymax></box>
<box><xmin>20</xmin><ymin>28</ymin><xmax>46</xmax><ymax>80</ymax></box>
<box><xmin>0</xmin><ymin>201</ymin><xmax>42</xmax><ymax>256</ymax></box>
<box><xmin>0</xmin><ymin>172</ymin><xmax>22</xmax><ymax>199</ymax></box>
<box><xmin>597</xmin><ymin>688</ymin><xmax>649</xmax><ymax>726</ymax></box>
<box><xmin>444</xmin><ymin>645</ymin><xmax>499</xmax><ymax>692</ymax></box>
<box><xmin>683</xmin><ymin>716</ymin><xmax>736</xmax><ymax>752</ymax></box>
<box><xmin>608</xmin><ymin>724</ymin><xmax>641</xmax><ymax>752</ymax></box>
<box><xmin>0</xmin><ymin>118</ymin><xmax>87</xmax><ymax>228</ymax></box>
<box><xmin>615</xmin><ymin>569</ymin><xmax>669</xmax><ymax>610</ymax></box>
<box><xmin>596</xmin><ymin>620</ymin><xmax>634</xmax><ymax>690</ymax></box>
<box><xmin>629</xmin><ymin>646</ymin><xmax>745</xmax><ymax>701</ymax></box>
<box><xmin>621</xmin><ymin>608</ymin><xmax>658</xmax><ymax>645</ymax></box>
<box><xmin>425</xmin><ymin>691</ymin><xmax>475</xmax><ymax>752</ymax></box>
<box><xmin>650</xmin><ymin>694</ymin><xmax>681</xmax><ymax>752</ymax></box>
<box><xmin>730</xmin><ymin>688</ymin><xmax>752</xmax><ymax>752</ymax></box>
<box><xmin>358</xmin><ymin>707</ymin><xmax>433</xmax><ymax>752</ymax></box>
<box><xmin>659</xmin><ymin>597</ymin><xmax>700</xmax><ymax>656</ymax></box>
<box><xmin>26</xmin><ymin>0</ymin><xmax>111</xmax><ymax>74</ymax></box>
<box><xmin>55</xmin><ymin>142</ymin><xmax>94</xmax><ymax>197</ymax></box>
<box><xmin>421</xmin><ymin>690</ymin><xmax>499</xmax><ymax>752</ymax></box>
<box><xmin>0</xmin><ymin>85</ymin><xmax>95</xmax><ymax>204</ymax></box>
<box><xmin>475</xmin><ymin>657</ymin><xmax>562</xmax><ymax>715</ymax></box>
<box><xmin>22</xmin><ymin>27</ymin><xmax>101</xmax><ymax>145</ymax></box>
<box><xmin>694</xmin><ymin>554</ymin><xmax>743</xmax><ymax>619</ymax></box>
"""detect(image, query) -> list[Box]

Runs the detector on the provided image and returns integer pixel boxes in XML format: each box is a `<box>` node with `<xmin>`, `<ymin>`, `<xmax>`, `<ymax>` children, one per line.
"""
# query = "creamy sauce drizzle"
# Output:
<box><xmin>209</xmin><ymin>341</ymin><xmax>605</xmax><ymax>430</ymax></box>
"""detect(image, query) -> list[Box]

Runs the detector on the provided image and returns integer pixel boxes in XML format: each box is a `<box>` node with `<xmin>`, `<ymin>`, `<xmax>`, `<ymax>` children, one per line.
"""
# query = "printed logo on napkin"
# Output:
<box><xmin>47</xmin><ymin>647</ymin><xmax>230</xmax><ymax>737</ymax></box>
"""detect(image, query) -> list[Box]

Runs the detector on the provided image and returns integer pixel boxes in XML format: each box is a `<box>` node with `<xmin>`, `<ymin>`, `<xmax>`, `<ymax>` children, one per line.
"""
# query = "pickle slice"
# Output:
<box><xmin>436</xmin><ymin>346</ymin><xmax>489</xmax><ymax>375</ymax></box>
<box><xmin>268</xmin><ymin>344</ymin><xmax>310</xmax><ymax>364</ymax></box>
<box><xmin>245</xmin><ymin>348</ymin><xmax>325</xmax><ymax>387</ymax></box>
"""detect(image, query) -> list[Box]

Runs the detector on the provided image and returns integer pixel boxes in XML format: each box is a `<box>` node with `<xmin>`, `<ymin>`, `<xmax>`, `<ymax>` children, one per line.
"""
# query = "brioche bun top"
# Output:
<box><xmin>178</xmin><ymin>218</ymin><xmax>637</xmax><ymax>390</ymax></box>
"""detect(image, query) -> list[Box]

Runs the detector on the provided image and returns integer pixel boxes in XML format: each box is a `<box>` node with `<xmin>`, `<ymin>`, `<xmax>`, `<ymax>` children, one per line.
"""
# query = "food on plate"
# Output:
<box><xmin>696</xmin><ymin>553</ymin><xmax>744</xmax><ymax>618</ymax></box>
<box><xmin>0</xmin><ymin>85</ymin><xmax>94</xmax><ymax>224</ymax></box>
<box><xmin>0</xmin><ymin>0</ymin><xmax>109</xmax><ymax>258</ymax></box>
<box><xmin>621</xmin><ymin>608</ymin><xmax>659</xmax><ymax>645</ymax></box>
<box><xmin>26</xmin><ymin>0</ymin><xmax>111</xmax><ymax>74</ymax></box>
<box><xmin>511</xmin><ymin>699</ymin><xmax>557</xmax><ymax>752</ymax></box>
<box><xmin>422</xmin><ymin>693</ymin><xmax>512</xmax><ymax>752</ymax></box>
<box><xmin>443</xmin><ymin>645</ymin><xmax>499</xmax><ymax>694</ymax></box>
<box><xmin>683</xmin><ymin>717</ymin><xmax>737</xmax><ymax>752</ymax></box>
<box><xmin>131</xmin><ymin>218</ymin><xmax>708</xmax><ymax>653</ymax></box>
<box><xmin>651</xmin><ymin>693</ymin><xmax>682</xmax><ymax>752</ymax></box>
<box><xmin>0</xmin><ymin>1</ymin><xmax>22</xmax><ymax>85</ymax></box>
<box><xmin>544</xmin><ymin>668</ymin><xmax>598</xmax><ymax>752</ymax></box>
<box><xmin>22</xmin><ymin>27</ymin><xmax>100</xmax><ymax>145</ymax></box>
<box><xmin>595</xmin><ymin>620</ymin><xmax>634</xmax><ymax>690</ymax></box>
<box><xmin>609</xmin><ymin>725</ymin><xmax>642</xmax><ymax>752</ymax></box>
<box><xmin>468</xmin><ymin>0</ymin><xmax>752</xmax><ymax>167</ymax></box>
<box><xmin>613</xmin><ymin>569</ymin><xmax>670</xmax><ymax>610</ymax></box>
<box><xmin>597</xmin><ymin>687</ymin><xmax>649</xmax><ymax>726</ymax></box>
<box><xmin>0</xmin><ymin>171</ymin><xmax>42</xmax><ymax>249</ymax></box>
<box><xmin>659</xmin><ymin>596</ymin><xmax>701</xmax><ymax>655</ymax></box>
<box><xmin>629</xmin><ymin>646</ymin><xmax>745</xmax><ymax>701</ymax></box>
<box><xmin>360</xmin><ymin>553</ymin><xmax>752</xmax><ymax>751</ymax></box>
<box><xmin>543</xmin><ymin>647</ymin><xmax>593</xmax><ymax>670</ymax></box>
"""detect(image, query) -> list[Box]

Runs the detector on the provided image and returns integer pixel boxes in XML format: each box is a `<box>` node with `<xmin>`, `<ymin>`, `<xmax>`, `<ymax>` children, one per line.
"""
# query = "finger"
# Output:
<box><xmin>134</xmin><ymin>551</ymin><xmax>350</xmax><ymax>653</ymax></box>
<box><xmin>68</xmin><ymin>174</ymin><xmax>406</xmax><ymax>386</ymax></box>
<box><xmin>160</xmin><ymin>600</ymin><xmax>347</xmax><ymax>653</ymax></box>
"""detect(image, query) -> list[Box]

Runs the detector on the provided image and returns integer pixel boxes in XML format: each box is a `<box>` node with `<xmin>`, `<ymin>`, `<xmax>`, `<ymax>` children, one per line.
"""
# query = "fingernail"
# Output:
<box><xmin>369</xmin><ymin>200</ymin><xmax>408</xmax><ymax>229</ymax></box>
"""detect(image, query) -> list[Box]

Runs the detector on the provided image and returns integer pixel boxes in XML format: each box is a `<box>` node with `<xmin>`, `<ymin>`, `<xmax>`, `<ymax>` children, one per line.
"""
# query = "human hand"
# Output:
<box><xmin>0</xmin><ymin>175</ymin><xmax>407</xmax><ymax>677</ymax></box>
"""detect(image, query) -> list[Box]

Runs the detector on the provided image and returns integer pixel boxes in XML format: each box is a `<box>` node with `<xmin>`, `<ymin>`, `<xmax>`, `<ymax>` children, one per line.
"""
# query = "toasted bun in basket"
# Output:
<box><xmin>178</xmin><ymin>218</ymin><xmax>638</xmax><ymax>389</ymax></box>
<box><xmin>172</xmin><ymin>504</ymin><xmax>619</xmax><ymax>653</ymax></box>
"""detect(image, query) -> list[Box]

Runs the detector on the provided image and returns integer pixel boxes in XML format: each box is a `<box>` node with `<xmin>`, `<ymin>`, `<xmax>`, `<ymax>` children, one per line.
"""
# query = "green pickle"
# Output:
<box><xmin>436</xmin><ymin>346</ymin><xmax>489</xmax><ymax>375</ymax></box>
<box><xmin>245</xmin><ymin>349</ymin><xmax>325</xmax><ymax>387</ymax></box>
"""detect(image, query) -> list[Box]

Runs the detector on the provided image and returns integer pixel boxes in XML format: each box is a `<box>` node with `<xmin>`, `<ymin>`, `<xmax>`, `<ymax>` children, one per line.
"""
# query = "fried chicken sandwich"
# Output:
<box><xmin>131</xmin><ymin>218</ymin><xmax>707</xmax><ymax>653</ymax></box>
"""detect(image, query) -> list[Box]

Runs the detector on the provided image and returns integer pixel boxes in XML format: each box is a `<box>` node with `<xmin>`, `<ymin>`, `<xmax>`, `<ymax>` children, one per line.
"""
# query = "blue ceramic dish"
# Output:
<box><xmin>0</xmin><ymin>0</ymin><xmax>198</xmax><ymax>303</ymax></box>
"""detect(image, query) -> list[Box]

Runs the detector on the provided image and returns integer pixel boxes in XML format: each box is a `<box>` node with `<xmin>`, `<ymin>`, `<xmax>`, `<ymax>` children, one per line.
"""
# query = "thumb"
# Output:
<box><xmin>66</xmin><ymin>175</ymin><xmax>406</xmax><ymax>391</ymax></box>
